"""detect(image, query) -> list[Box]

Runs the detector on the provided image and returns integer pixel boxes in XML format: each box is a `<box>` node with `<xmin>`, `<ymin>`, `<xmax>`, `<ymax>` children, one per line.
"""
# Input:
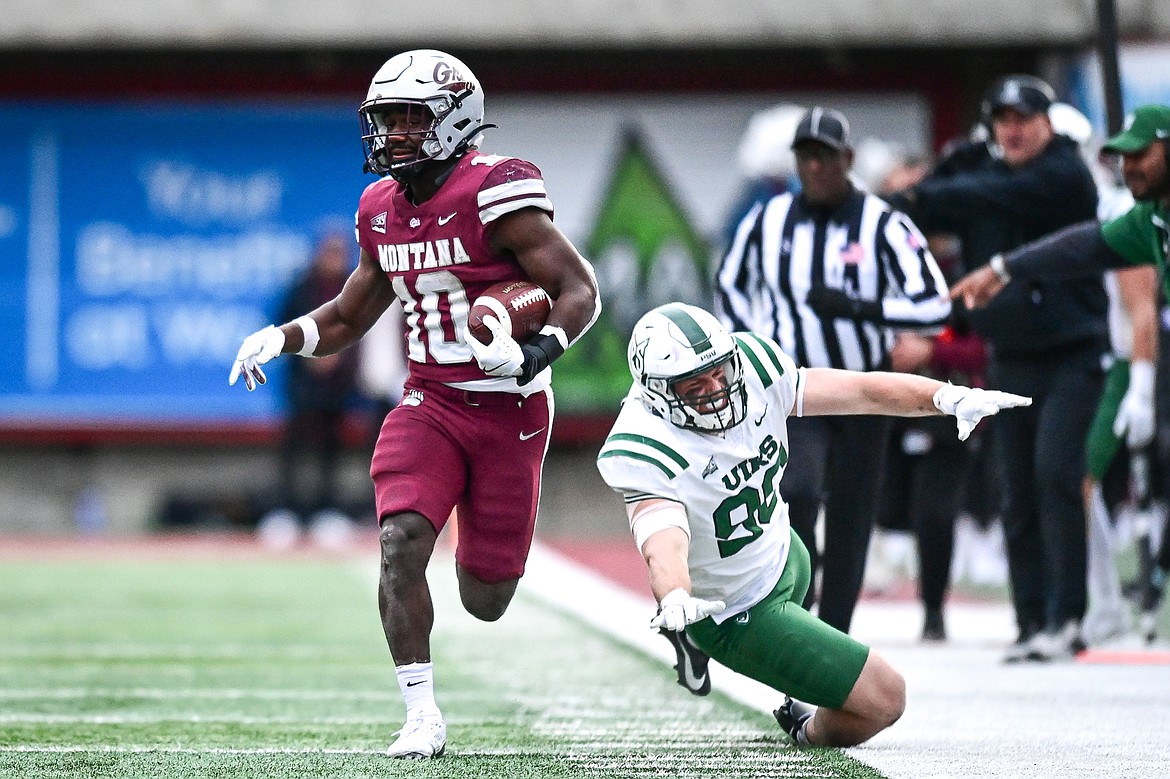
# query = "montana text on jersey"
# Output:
<box><xmin>355</xmin><ymin>151</ymin><xmax>553</xmax><ymax>384</ymax></box>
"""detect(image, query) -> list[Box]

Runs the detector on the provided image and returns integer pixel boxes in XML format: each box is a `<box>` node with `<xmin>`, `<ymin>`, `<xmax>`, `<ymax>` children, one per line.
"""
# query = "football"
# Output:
<box><xmin>467</xmin><ymin>281</ymin><xmax>552</xmax><ymax>344</ymax></box>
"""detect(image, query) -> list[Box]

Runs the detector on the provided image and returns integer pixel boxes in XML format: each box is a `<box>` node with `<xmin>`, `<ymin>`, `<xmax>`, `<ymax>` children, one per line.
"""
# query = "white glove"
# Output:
<box><xmin>463</xmin><ymin>315</ymin><xmax>524</xmax><ymax>378</ymax></box>
<box><xmin>649</xmin><ymin>588</ymin><xmax>726</xmax><ymax>632</ymax></box>
<box><xmin>933</xmin><ymin>384</ymin><xmax>1032</xmax><ymax>442</ymax></box>
<box><xmin>228</xmin><ymin>325</ymin><xmax>285</xmax><ymax>391</ymax></box>
<box><xmin>1113</xmin><ymin>360</ymin><xmax>1156</xmax><ymax>450</ymax></box>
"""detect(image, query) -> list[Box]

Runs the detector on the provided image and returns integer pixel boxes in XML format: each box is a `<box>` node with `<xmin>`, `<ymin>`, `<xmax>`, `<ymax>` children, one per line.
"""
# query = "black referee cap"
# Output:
<box><xmin>791</xmin><ymin>107</ymin><xmax>852</xmax><ymax>151</ymax></box>
<box><xmin>982</xmin><ymin>74</ymin><xmax>1055</xmax><ymax>120</ymax></box>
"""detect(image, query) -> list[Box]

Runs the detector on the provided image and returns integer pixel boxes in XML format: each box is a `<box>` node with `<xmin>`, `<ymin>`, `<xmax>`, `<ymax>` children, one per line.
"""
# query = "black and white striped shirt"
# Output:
<box><xmin>716</xmin><ymin>188</ymin><xmax>951</xmax><ymax>371</ymax></box>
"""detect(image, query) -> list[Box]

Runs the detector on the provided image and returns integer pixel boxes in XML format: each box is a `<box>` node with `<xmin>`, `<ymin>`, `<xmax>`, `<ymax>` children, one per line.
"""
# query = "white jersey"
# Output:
<box><xmin>596</xmin><ymin>332</ymin><xmax>801</xmax><ymax>623</ymax></box>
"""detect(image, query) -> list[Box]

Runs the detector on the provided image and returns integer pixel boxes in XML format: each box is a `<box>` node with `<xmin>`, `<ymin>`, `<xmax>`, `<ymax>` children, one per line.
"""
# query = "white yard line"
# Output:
<box><xmin>0</xmin><ymin>745</ymin><xmax>536</xmax><ymax>756</ymax></box>
<box><xmin>0</xmin><ymin>687</ymin><xmax>399</xmax><ymax>701</ymax></box>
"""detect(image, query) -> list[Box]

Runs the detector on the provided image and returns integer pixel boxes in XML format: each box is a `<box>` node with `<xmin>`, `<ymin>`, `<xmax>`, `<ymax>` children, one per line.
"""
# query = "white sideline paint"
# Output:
<box><xmin>522</xmin><ymin>540</ymin><xmax>786</xmax><ymax>715</ymax></box>
<box><xmin>523</xmin><ymin>540</ymin><xmax>1017</xmax><ymax>715</ymax></box>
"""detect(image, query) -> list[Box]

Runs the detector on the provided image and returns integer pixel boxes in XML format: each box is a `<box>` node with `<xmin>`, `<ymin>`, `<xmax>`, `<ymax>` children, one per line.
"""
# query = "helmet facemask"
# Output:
<box><xmin>359</xmin><ymin>50</ymin><xmax>490</xmax><ymax>180</ymax></box>
<box><xmin>360</xmin><ymin>101</ymin><xmax>444</xmax><ymax>180</ymax></box>
<box><xmin>657</xmin><ymin>353</ymin><xmax>747</xmax><ymax>432</ymax></box>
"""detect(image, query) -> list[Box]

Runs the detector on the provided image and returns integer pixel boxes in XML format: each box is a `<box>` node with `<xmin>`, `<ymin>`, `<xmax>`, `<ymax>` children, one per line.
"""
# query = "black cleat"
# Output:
<box><xmin>659</xmin><ymin>628</ymin><xmax>711</xmax><ymax>696</ymax></box>
<box><xmin>922</xmin><ymin>608</ymin><xmax>946</xmax><ymax>642</ymax></box>
<box><xmin>773</xmin><ymin>696</ymin><xmax>815</xmax><ymax>744</ymax></box>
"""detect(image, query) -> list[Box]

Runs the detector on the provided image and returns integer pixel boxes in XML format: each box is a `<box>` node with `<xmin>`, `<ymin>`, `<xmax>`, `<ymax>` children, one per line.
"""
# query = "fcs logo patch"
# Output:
<box><xmin>702</xmin><ymin>456</ymin><xmax>718</xmax><ymax>479</ymax></box>
<box><xmin>371</xmin><ymin>212</ymin><xmax>387</xmax><ymax>234</ymax></box>
<box><xmin>401</xmin><ymin>389</ymin><xmax>424</xmax><ymax>407</ymax></box>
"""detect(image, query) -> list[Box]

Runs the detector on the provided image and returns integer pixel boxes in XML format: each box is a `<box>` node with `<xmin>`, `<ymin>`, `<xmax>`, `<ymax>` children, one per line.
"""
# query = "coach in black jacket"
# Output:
<box><xmin>888</xmin><ymin>74</ymin><xmax>1104</xmax><ymax>661</ymax></box>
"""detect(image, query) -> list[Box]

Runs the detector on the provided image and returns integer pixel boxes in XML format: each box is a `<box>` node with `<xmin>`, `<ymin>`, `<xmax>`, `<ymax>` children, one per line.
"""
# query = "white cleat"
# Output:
<box><xmin>385</xmin><ymin>715</ymin><xmax>446</xmax><ymax>760</ymax></box>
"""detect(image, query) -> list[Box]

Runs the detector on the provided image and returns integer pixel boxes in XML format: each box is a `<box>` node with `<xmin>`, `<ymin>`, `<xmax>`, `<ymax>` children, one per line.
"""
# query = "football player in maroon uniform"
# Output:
<box><xmin>229</xmin><ymin>49</ymin><xmax>600</xmax><ymax>759</ymax></box>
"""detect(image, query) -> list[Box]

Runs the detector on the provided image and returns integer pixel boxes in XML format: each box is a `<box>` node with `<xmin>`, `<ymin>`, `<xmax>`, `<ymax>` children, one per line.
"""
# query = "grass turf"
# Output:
<box><xmin>0</xmin><ymin>550</ymin><xmax>886</xmax><ymax>778</ymax></box>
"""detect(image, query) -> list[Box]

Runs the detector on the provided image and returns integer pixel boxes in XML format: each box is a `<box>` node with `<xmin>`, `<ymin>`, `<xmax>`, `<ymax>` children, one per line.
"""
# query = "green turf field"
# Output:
<box><xmin>0</xmin><ymin>548</ymin><xmax>886</xmax><ymax>779</ymax></box>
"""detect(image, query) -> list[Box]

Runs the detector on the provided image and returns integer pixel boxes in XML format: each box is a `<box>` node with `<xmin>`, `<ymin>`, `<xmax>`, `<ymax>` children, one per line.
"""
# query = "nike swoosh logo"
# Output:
<box><xmin>519</xmin><ymin>428</ymin><xmax>545</xmax><ymax>441</ymax></box>
<box><xmin>677</xmin><ymin>636</ymin><xmax>707</xmax><ymax>690</ymax></box>
<box><xmin>754</xmin><ymin>404</ymin><xmax>769</xmax><ymax>426</ymax></box>
<box><xmin>405</xmin><ymin>680</ymin><xmax>425</xmax><ymax>687</ymax></box>
<box><xmin>680</xmin><ymin>656</ymin><xmax>705</xmax><ymax>689</ymax></box>
<box><xmin>437</xmin><ymin>213</ymin><xmax>457</xmax><ymax>225</ymax></box>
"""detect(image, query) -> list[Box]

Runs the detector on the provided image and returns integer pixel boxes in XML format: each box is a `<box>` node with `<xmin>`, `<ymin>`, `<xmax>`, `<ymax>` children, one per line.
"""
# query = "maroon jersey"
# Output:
<box><xmin>355</xmin><ymin>151</ymin><xmax>554</xmax><ymax>384</ymax></box>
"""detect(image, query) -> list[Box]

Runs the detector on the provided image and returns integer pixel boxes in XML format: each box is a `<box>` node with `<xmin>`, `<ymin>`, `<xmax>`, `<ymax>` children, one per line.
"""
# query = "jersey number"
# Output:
<box><xmin>712</xmin><ymin>456</ymin><xmax>784</xmax><ymax>558</ymax></box>
<box><xmin>392</xmin><ymin>271</ymin><xmax>471</xmax><ymax>364</ymax></box>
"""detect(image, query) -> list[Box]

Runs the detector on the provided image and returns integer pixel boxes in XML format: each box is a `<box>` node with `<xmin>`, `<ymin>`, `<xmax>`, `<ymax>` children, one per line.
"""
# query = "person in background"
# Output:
<box><xmin>857</xmin><ymin>141</ymin><xmax>997</xmax><ymax>639</ymax></box>
<box><xmin>716</xmin><ymin>106</ymin><xmax>951</xmax><ymax>634</ymax></box>
<box><xmin>229</xmin><ymin>49</ymin><xmax>600</xmax><ymax>760</ymax></box>
<box><xmin>596</xmin><ymin>303</ymin><xmax>1028</xmax><ymax>746</ymax></box>
<box><xmin>888</xmin><ymin>75</ymin><xmax>1104</xmax><ymax>661</ymax></box>
<box><xmin>719</xmin><ymin>103</ymin><xmax>806</xmax><ymax>251</ymax></box>
<box><xmin>878</xmin><ymin>314</ymin><xmax>991</xmax><ymax>641</ymax></box>
<box><xmin>255</xmin><ymin>231</ymin><xmax>361</xmax><ymax>549</ymax></box>
<box><xmin>951</xmin><ymin>103</ymin><xmax>1170</xmax><ymax>646</ymax></box>
<box><xmin>1047</xmin><ymin>102</ymin><xmax>1159</xmax><ymax>647</ymax></box>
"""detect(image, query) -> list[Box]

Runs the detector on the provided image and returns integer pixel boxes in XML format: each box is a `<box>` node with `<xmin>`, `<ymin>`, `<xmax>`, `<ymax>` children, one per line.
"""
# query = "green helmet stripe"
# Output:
<box><xmin>660</xmin><ymin>306</ymin><xmax>712</xmax><ymax>354</ymax></box>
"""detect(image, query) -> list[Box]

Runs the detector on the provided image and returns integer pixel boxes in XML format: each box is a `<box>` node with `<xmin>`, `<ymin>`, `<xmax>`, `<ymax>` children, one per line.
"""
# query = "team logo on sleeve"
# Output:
<box><xmin>371</xmin><ymin>211</ymin><xmax>387</xmax><ymax>234</ymax></box>
<box><xmin>702</xmin><ymin>456</ymin><xmax>719</xmax><ymax>479</ymax></box>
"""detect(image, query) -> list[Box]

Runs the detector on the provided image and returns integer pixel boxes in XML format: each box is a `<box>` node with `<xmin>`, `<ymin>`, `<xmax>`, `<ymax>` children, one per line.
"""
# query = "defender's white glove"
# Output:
<box><xmin>649</xmin><ymin>588</ymin><xmax>726</xmax><ymax>632</ymax></box>
<box><xmin>933</xmin><ymin>384</ymin><xmax>1032</xmax><ymax>442</ymax></box>
<box><xmin>1113</xmin><ymin>360</ymin><xmax>1156</xmax><ymax>450</ymax></box>
<box><xmin>229</xmin><ymin>325</ymin><xmax>285</xmax><ymax>391</ymax></box>
<box><xmin>463</xmin><ymin>315</ymin><xmax>524</xmax><ymax>378</ymax></box>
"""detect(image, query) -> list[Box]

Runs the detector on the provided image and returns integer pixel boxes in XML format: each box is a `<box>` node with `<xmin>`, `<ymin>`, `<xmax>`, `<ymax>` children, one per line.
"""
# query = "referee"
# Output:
<box><xmin>716</xmin><ymin>106</ymin><xmax>951</xmax><ymax>633</ymax></box>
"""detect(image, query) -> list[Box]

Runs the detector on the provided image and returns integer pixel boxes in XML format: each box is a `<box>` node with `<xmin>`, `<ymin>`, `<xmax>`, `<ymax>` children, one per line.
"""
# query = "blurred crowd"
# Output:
<box><xmin>251</xmin><ymin>230</ymin><xmax>409</xmax><ymax>550</ymax></box>
<box><xmin>718</xmin><ymin>86</ymin><xmax>1169</xmax><ymax>656</ymax></box>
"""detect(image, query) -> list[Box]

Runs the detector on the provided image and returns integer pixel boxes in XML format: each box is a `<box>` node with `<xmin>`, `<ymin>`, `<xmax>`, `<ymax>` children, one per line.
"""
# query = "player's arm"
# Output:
<box><xmin>642</xmin><ymin>531</ymin><xmax>692</xmax><ymax>603</ymax></box>
<box><xmin>798</xmin><ymin>367</ymin><xmax>1030</xmax><ymax>441</ymax></box>
<box><xmin>1114</xmin><ymin>265</ymin><xmax>1160</xmax><ymax>449</ymax></box>
<box><xmin>229</xmin><ymin>247</ymin><xmax>394</xmax><ymax>390</ymax></box>
<box><xmin>909</xmin><ymin>158</ymin><xmax>1079</xmax><ymax>228</ymax></box>
<box><xmin>471</xmin><ymin>207</ymin><xmax>601</xmax><ymax>385</ymax></box>
<box><xmin>628</xmin><ymin>498</ymin><xmax>724</xmax><ymax>631</ymax></box>
<box><xmin>491</xmin><ymin>207</ymin><xmax>600</xmax><ymax>346</ymax></box>
<box><xmin>949</xmin><ymin>220</ymin><xmax>1120</xmax><ymax>309</ymax></box>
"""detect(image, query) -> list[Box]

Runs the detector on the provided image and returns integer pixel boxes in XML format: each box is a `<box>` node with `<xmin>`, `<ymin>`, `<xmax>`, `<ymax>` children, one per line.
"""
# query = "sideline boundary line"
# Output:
<box><xmin>523</xmin><ymin>541</ymin><xmax>795</xmax><ymax>718</ymax></box>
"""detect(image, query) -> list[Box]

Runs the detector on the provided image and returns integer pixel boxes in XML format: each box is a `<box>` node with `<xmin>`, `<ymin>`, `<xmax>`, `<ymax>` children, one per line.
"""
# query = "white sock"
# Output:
<box><xmin>796</xmin><ymin>719</ymin><xmax>811</xmax><ymax>746</ymax></box>
<box><xmin>395</xmin><ymin>662</ymin><xmax>439</xmax><ymax>721</ymax></box>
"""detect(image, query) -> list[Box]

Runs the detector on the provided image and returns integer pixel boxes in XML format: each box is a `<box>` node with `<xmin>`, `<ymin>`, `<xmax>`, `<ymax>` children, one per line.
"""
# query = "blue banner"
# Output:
<box><xmin>0</xmin><ymin>102</ymin><xmax>369</xmax><ymax>424</ymax></box>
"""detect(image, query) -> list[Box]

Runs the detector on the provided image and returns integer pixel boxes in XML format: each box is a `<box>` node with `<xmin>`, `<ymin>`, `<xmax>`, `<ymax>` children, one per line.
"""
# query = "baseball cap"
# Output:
<box><xmin>791</xmin><ymin>107</ymin><xmax>852</xmax><ymax>151</ymax></box>
<box><xmin>1102</xmin><ymin>104</ymin><xmax>1170</xmax><ymax>154</ymax></box>
<box><xmin>982</xmin><ymin>74</ymin><xmax>1055</xmax><ymax>119</ymax></box>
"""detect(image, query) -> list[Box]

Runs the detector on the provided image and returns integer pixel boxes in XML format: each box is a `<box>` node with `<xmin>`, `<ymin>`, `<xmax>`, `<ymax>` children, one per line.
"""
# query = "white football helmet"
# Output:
<box><xmin>628</xmin><ymin>303</ymin><xmax>747</xmax><ymax>432</ymax></box>
<box><xmin>359</xmin><ymin>49</ymin><xmax>489</xmax><ymax>178</ymax></box>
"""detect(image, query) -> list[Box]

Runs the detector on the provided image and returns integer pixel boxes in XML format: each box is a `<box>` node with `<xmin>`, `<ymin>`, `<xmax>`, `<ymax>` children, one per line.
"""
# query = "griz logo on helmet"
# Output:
<box><xmin>431</xmin><ymin>62</ymin><xmax>474</xmax><ymax>101</ymax></box>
